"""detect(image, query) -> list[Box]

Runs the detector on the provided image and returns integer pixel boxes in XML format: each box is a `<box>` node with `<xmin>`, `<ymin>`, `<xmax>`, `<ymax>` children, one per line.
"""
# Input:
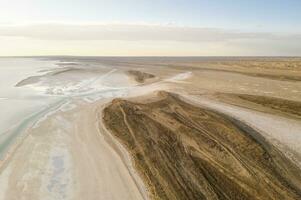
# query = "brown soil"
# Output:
<box><xmin>102</xmin><ymin>91</ymin><xmax>301</xmax><ymax>200</ymax></box>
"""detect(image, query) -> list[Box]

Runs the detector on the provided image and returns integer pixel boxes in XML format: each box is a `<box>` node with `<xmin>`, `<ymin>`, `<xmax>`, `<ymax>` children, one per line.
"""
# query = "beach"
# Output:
<box><xmin>0</xmin><ymin>57</ymin><xmax>301</xmax><ymax>199</ymax></box>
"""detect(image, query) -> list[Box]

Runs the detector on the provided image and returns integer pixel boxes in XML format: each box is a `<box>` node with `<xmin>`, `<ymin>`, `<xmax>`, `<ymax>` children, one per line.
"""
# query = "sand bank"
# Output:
<box><xmin>1</xmin><ymin>57</ymin><xmax>301</xmax><ymax>200</ymax></box>
<box><xmin>103</xmin><ymin>91</ymin><xmax>301</xmax><ymax>200</ymax></box>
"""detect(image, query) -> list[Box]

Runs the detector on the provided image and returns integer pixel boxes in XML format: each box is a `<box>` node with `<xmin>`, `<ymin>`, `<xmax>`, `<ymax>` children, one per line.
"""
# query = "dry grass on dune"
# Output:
<box><xmin>215</xmin><ymin>93</ymin><xmax>301</xmax><ymax>119</ymax></box>
<box><xmin>164</xmin><ymin>58</ymin><xmax>301</xmax><ymax>82</ymax></box>
<box><xmin>102</xmin><ymin>91</ymin><xmax>301</xmax><ymax>200</ymax></box>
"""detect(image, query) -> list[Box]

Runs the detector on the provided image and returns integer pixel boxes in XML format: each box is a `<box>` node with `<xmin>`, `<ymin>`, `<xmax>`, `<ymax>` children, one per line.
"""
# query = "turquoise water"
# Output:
<box><xmin>0</xmin><ymin>98</ymin><xmax>67</xmax><ymax>159</ymax></box>
<box><xmin>0</xmin><ymin>58</ymin><xmax>61</xmax><ymax>159</ymax></box>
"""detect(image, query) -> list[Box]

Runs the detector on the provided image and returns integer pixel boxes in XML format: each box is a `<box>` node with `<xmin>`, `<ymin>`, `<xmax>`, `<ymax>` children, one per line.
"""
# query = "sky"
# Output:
<box><xmin>0</xmin><ymin>0</ymin><xmax>301</xmax><ymax>56</ymax></box>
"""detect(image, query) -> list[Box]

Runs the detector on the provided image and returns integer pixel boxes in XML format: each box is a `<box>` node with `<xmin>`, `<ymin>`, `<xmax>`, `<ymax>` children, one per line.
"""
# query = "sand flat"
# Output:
<box><xmin>0</xmin><ymin>100</ymin><xmax>147</xmax><ymax>200</ymax></box>
<box><xmin>1</xmin><ymin>57</ymin><xmax>301</xmax><ymax>200</ymax></box>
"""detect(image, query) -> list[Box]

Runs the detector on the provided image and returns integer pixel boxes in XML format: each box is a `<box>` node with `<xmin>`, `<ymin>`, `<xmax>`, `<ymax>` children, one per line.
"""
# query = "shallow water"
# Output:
<box><xmin>0</xmin><ymin>58</ymin><xmax>59</xmax><ymax>135</ymax></box>
<box><xmin>0</xmin><ymin>57</ymin><xmax>141</xmax><ymax>159</ymax></box>
<box><xmin>0</xmin><ymin>57</ymin><xmax>159</xmax><ymax>200</ymax></box>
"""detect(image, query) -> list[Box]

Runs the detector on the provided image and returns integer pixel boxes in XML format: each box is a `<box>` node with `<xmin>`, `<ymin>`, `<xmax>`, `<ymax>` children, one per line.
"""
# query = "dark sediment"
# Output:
<box><xmin>102</xmin><ymin>91</ymin><xmax>301</xmax><ymax>200</ymax></box>
<box><xmin>127</xmin><ymin>70</ymin><xmax>155</xmax><ymax>83</ymax></box>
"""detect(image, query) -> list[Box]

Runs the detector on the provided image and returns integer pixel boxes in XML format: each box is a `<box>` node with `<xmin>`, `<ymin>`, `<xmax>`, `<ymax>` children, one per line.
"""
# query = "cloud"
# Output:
<box><xmin>0</xmin><ymin>23</ymin><xmax>299</xmax><ymax>42</ymax></box>
<box><xmin>0</xmin><ymin>23</ymin><xmax>301</xmax><ymax>56</ymax></box>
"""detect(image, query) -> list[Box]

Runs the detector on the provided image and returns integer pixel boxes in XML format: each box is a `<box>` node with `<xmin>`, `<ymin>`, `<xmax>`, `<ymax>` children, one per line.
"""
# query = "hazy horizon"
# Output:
<box><xmin>1</xmin><ymin>0</ymin><xmax>301</xmax><ymax>56</ymax></box>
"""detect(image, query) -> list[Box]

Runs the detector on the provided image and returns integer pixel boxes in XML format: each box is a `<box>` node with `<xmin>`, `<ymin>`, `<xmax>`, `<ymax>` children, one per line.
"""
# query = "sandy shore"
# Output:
<box><xmin>0</xmin><ymin>99</ymin><xmax>148</xmax><ymax>200</ymax></box>
<box><xmin>0</xmin><ymin>57</ymin><xmax>301</xmax><ymax>199</ymax></box>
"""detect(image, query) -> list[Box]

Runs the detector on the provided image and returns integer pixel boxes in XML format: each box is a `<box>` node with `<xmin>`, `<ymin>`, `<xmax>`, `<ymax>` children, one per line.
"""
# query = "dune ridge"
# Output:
<box><xmin>102</xmin><ymin>91</ymin><xmax>301</xmax><ymax>200</ymax></box>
